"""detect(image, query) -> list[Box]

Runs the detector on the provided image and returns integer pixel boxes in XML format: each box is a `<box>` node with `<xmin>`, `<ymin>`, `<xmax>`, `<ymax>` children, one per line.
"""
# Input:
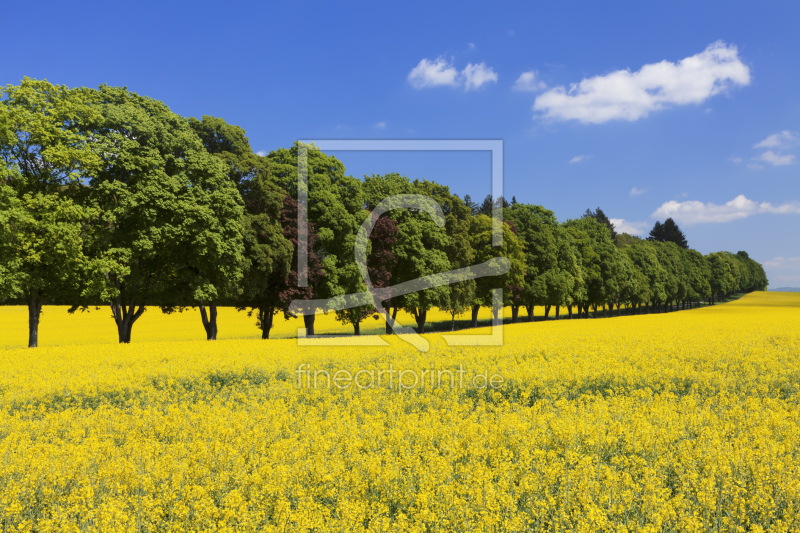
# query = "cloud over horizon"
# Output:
<box><xmin>652</xmin><ymin>194</ymin><xmax>800</xmax><ymax>225</ymax></box>
<box><xmin>532</xmin><ymin>41</ymin><xmax>750</xmax><ymax>124</ymax></box>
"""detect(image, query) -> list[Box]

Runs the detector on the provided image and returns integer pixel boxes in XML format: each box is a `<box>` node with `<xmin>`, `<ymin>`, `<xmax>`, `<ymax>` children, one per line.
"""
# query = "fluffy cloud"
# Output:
<box><xmin>512</xmin><ymin>71</ymin><xmax>546</xmax><ymax>92</ymax></box>
<box><xmin>758</xmin><ymin>150</ymin><xmax>796</xmax><ymax>166</ymax></box>
<box><xmin>533</xmin><ymin>41</ymin><xmax>750</xmax><ymax>124</ymax></box>
<box><xmin>256</xmin><ymin>150</ymin><xmax>267</xmax><ymax>157</ymax></box>
<box><xmin>609</xmin><ymin>218</ymin><xmax>649</xmax><ymax>236</ymax></box>
<box><xmin>408</xmin><ymin>57</ymin><xmax>497</xmax><ymax>91</ymax></box>
<box><xmin>407</xmin><ymin>58</ymin><xmax>461</xmax><ymax>88</ymax></box>
<box><xmin>463</xmin><ymin>62</ymin><xmax>498</xmax><ymax>90</ymax></box>
<box><xmin>652</xmin><ymin>194</ymin><xmax>800</xmax><ymax>225</ymax></box>
<box><xmin>569</xmin><ymin>155</ymin><xmax>588</xmax><ymax>164</ymax></box>
<box><xmin>629</xmin><ymin>187</ymin><xmax>646</xmax><ymax>196</ymax></box>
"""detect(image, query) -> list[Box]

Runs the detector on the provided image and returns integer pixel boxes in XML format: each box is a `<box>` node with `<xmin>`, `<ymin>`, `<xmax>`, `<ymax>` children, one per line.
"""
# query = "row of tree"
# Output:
<box><xmin>0</xmin><ymin>79</ymin><xmax>768</xmax><ymax>347</ymax></box>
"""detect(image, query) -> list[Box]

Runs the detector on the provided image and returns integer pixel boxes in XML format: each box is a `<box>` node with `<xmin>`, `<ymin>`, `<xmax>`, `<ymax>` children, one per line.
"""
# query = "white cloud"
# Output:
<box><xmin>468</xmin><ymin>42</ymin><xmax>476</xmax><ymax>50</ymax></box>
<box><xmin>462</xmin><ymin>62</ymin><xmax>498</xmax><ymax>90</ymax></box>
<box><xmin>758</xmin><ymin>150</ymin><xmax>796</xmax><ymax>166</ymax></box>
<box><xmin>629</xmin><ymin>187</ymin><xmax>646</xmax><ymax>196</ymax></box>
<box><xmin>533</xmin><ymin>41</ymin><xmax>750</xmax><ymax>124</ymax></box>
<box><xmin>747</xmin><ymin>131</ymin><xmax>798</xmax><ymax>169</ymax></box>
<box><xmin>512</xmin><ymin>71</ymin><xmax>546</xmax><ymax>92</ymax></box>
<box><xmin>609</xmin><ymin>218</ymin><xmax>649</xmax><ymax>236</ymax></box>
<box><xmin>569</xmin><ymin>155</ymin><xmax>589</xmax><ymax>164</ymax></box>
<box><xmin>256</xmin><ymin>150</ymin><xmax>267</xmax><ymax>157</ymax></box>
<box><xmin>407</xmin><ymin>57</ymin><xmax>460</xmax><ymax>88</ymax></box>
<box><xmin>652</xmin><ymin>194</ymin><xmax>800</xmax><ymax>225</ymax></box>
<box><xmin>408</xmin><ymin>58</ymin><xmax>498</xmax><ymax>91</ymax></box>
<box><xmin>374</xmin><ymin>121</ymin><xmax>387</xmax><ymax>130</ymax></box>
<box><xmin>754</xmin><ymin>130</ymin><xmax>798</xmax><ymax>149</ymax></box>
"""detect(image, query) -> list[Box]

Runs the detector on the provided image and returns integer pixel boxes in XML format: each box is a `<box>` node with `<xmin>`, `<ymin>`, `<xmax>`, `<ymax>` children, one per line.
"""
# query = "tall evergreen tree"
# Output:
<box><xmin>648</xmin><ymin>217</ymin><xmax>689</xmax><ymax>248</ymax></box>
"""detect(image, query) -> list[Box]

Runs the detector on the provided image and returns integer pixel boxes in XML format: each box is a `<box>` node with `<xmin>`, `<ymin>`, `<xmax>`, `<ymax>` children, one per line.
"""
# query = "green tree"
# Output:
<box><xmin>652</xmin><ymin>241</ymin><xmax>688</xmax><ymax>311</ymax></box>
<box><xmin>564</xmin><ymin>217</ymin><xmax>620</xmax><ymax>317</ymax></box>
<box><xmin>623</xmin><ymin>241</ymin><xmax>667</xmax><ymax>313</ymax></box>
<box><xmin>648</xmin><ymin>218</ymin><xmax>689</xmax><ymax>249</ymax></box>
<box><xmin>0</xmin><ymin>79</ymin><xmax>99</xmax><ymax>347</ymax></box>
<box><xmin>469</xmin><ymin>215</ymin><xmax>526</xmax><ymax>325</ymax></box>
<box><xmin>683</xmin><ymin>248</ymin><xmax>712</xmax><ymax>307</ymax></box>
<box><xmin>615</xmin><ymin>232</ymin><xmax>643</xmax><ymax>249</ymax></box>
<box><xmin>582</xmin><ymin>207</ymin><xmax>617</xmax><ymax>241</ymax></box>
<box><xmin>504</xmin><ymin>203</ymin><xmax>558</xmax><ymax>322</ymax></box>
<box><xmin>266</xmin><ymin>143</ymin><xmax>362</xmax><ymax>335</ymax></box>
<box><xmin>184</xmin><ymin>115</ymin><xmax>268</xmax><ymax>339</ymax></box>
<box><xmin>0</xmin><ymin>185</ymin><xmax>91</xmax><ymax>347</ymax></box>
<box><xmin>442</xmin><ymin>212</ymin><xmax>476</xmax><ymax>329</ymax></box>
<box><xmin>72</xmin><ymin>85</ymin><xmax>244</xmax><ymax>343</ymax></box>
<box><xmin>707</xmin><ymin>252</ymin><xmax>736</xmax><ymax>302</ymax></box>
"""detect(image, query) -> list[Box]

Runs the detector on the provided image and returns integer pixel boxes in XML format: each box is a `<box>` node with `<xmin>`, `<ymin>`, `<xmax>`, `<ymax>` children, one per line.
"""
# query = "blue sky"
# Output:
<box><xmin>5</xmin><ymin>0</ymin><xmax>800</xmax><ymax>287</ymax></box>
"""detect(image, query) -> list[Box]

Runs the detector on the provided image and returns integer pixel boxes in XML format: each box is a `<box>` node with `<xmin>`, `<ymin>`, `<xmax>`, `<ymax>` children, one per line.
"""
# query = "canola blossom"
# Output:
<box><xmin>0</xmin><ymin>292</ymin><xmax>799</xmax><ymax>531</ymax></box>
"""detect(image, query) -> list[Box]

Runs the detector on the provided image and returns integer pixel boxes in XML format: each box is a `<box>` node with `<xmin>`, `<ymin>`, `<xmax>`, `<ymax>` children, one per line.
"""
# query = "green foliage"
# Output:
<box><xmin>648</xmin><ymin>218</ymin><xmax>689</xmax><ymax>249</ymax></box>
<box><xmin>71</xmin><ymin>85</ymin><xmax>244</xmax><ymax>342</ymax></box>
<box><xmin>0</xmin><ymin>78</ymin><xmax>773</xmax><ymax>345</ymax></box>
<box><xmin>615</xmin><ymin>232</ymin><xmax>643</xmax><ymax>249</ymax></box>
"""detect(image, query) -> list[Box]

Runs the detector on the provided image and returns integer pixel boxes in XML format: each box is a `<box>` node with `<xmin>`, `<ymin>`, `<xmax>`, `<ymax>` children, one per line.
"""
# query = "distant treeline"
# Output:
<box><xmin>0</xmin><ymin>79</ymin><xmax>768</xmax><ymax>347</ymax></box>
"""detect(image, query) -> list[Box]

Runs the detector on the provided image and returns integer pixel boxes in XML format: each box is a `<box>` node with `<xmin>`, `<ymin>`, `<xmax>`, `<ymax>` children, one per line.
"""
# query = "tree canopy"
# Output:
<box><xmin>0</xmin><ymin>79</ymin><xmax>771</xmax><ymax>346</ymax></box>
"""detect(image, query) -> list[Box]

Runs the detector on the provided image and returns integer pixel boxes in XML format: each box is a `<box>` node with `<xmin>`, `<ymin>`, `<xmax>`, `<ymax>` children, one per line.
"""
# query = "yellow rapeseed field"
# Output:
<box><xmin>1</xmin><ymin>292</ymin><xmax>799</xmax><ymax>532</ymax></box>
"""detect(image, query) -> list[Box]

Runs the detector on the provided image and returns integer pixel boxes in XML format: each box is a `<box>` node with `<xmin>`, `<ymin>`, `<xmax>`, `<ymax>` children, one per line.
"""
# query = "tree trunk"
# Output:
<box><xmin>471</xmin><ymin>305</ymin><xmax>480</xmax><ymax>328</ymax></box>
<box><xmin>492</xmin><ymin>305</ymin><xmax>500</xmax><ymax>323</ymax></box>
<box><xmin>555</xmin><ymin>305</ymin><xmax>560</xmax><ymax>319</ymax></box>
<box><xmin>199</xmin><ymin>303</ymin><xmax>218</xmax><ymax>340</ymax></box>
<box><xmin>416</xmin><ymin>309</ymin><xmax>427</xmax><ymax>333</ymax></box>
<box><xmin>385</xmin><ymin>306</ymin><xmax>399</xmax><ymax>334</ymax></box>
<box><xmin>511</xmin><ymin>306</ymin><xmax>519</xmax><ymax>323</ymax></box>
<box><xmin>303</xmin><ymin>314</ymin><xmax>316</xmax><ymax>336</ymax></box>
<box><xmin>27</xmin><ymin>292</ymin><xmax>43</xmax><ymax>349</ymax></box>
<box><xmin>592</xmin><ymin>304</ymin><xmax>597</xmax><ymax>318</ymax></box>
<box><xmin>259</xmin><ymin>307</ymin><xmax>274</xmax><ymax>339</ymax></box>
<box><xmin>111</xmin><ymin>298</ymin><xmax>146</xmax><ymax>344</ymax></box>
<box><xmin>544</xmin><ymin>305</ymin><xmax>551</xmax><ymax>318</ymax></box>
<box><xmin>353</xmin><ymin>320</ymin><xmax>360</xmax><ymax>336</ymax></box>
<box><xmin>526</xmin><ymin>305</ymin><xmax>534</xmax><ymax>321</ymax></box>
<box><xmin>568</xmin><ymin>305</ymin><xmax>573</xmax><ymax>319</ymax></box>
<box><xmin>451</xmin><ymin>312</ymin><xmax>456</xmax><ymax>331</ymax></box>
